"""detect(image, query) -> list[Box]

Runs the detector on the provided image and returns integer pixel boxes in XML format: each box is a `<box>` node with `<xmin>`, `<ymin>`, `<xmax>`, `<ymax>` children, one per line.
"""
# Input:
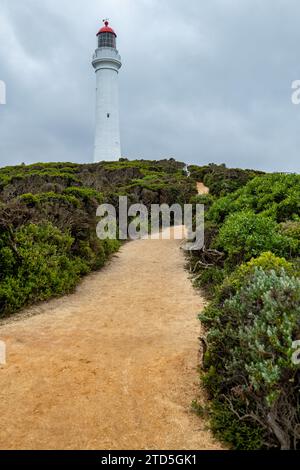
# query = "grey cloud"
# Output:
<box><xmin>0</xmin><ymin>0</ymin><xmax>300</xmax><ymax>172</ymax></box>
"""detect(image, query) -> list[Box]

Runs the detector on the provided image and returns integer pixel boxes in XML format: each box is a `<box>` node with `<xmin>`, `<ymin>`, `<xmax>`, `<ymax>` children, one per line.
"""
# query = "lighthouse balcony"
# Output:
<box><xmin>92</xmin><ymin>47</ymin><xmax>122</xmax><ymax>72</ymax></box>
<box><xmin>93</xmin><ymin>47</ymin><xmax>121</xmax><ymax>61</ymax></box>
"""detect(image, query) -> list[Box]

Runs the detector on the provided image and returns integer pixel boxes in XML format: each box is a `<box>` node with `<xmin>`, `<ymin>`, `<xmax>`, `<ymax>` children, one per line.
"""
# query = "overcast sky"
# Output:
<box><xmin>0</xmin><ymin>0</ymin><xmax>300</xmax><ymax>172</ymax></box>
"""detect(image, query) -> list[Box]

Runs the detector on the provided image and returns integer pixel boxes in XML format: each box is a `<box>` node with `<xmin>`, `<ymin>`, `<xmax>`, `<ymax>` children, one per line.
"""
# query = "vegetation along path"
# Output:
<box><xmin>0</xmin><ymin>227</ymin><xmax>221</xmax><ymax>450</ymax></box>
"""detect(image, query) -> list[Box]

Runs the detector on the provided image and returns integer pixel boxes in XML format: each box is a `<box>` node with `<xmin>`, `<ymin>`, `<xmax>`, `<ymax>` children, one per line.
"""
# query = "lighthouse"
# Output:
<box><xmin>92</xmin><ymin>20</ymin><xmax>122</xmax><ymax>162</ymax></box>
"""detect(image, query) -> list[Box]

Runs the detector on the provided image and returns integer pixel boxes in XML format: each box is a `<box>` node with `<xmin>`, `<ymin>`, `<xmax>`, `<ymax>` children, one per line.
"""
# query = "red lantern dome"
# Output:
<box><xmin>97</xmin><ymin>20</ymin><xmax>117</xmax><ymax>37</ymax></box>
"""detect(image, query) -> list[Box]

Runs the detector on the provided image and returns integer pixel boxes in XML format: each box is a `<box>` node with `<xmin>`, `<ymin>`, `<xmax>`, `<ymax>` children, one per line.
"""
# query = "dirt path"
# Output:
<box><xmin>196</xmin><ymin>182</ymin><xmax>209</xmax><ymax>195</ymax></box>
<box><xmin>0</xmin><ymin>228</ymin><xmax>221</xmax><ymax>450</ymax></box>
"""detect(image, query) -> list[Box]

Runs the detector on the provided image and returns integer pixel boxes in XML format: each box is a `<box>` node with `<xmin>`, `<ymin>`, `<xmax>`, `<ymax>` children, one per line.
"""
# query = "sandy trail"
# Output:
<box><xmin>196</xmin><ymin>182</ymin><xmax>209</xmax><ymax>195</ymax></box>
<box><xmin>0</xmin><ymin>227</ymin><xmax>220</xmax><ymax>450</ymax></box>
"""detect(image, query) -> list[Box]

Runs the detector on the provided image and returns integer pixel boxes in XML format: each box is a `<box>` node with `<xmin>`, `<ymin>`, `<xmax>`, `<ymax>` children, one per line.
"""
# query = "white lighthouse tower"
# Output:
<box><xmin>92</xmin><ymin>20</ymin><xmax>122</xmax><ymax>162</ymax></box>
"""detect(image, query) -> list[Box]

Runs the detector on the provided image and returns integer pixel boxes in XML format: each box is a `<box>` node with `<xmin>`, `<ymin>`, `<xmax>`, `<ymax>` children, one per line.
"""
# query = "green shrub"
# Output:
<box><xmin>208</xmin><ymin>173</ymin><xmax>300</xmax><ymax>224</ymax></box>
<box><xmin>0</xmin><ymin>222</ymin><xmax>120</xmax><ymax>316</ymax></box>
<box><xmin>19</xmin><ymin>191</ymin><xmax>81</xmax><ymax>208</ymax></box>
<box><xmin>188</xmin><ymin>163</ymin><xmax>262</xmax><ymax>196</ymax></box>
<box><xmin>209</xmin><ymin>400</ymin><xmax>263</xmax><ymax>450</ymax></box>
<box><xmin>0</xmin><ymin>223</ymin><xmax>86</xmax><ymax>315</ymax></box>
<box><xmin>189</xmin><ymin>193</ymin><xmax>216</xmax><ymax>209</ymax></box>
<box><xmin>279</xmin><ymin>221</ymin><xmax>300</xmax><ymax>250</ymax></box>
<box><xmin>193</xmin><ymin>266</ymin><xmax>224</xmax><ymax>297</ymax></box>
<box><xmin>214</xmin><ymin>211</ymin><xmax>297</xmax><ymax>268</ymax></box>
<box><xmin>63</xmin><ymin>186</ymin><xmax>103</xmax><ymax>204</ymax></box>
<box><xmin>217</xmin><ymin>252</ymin><xmax>296</xmax><ymax>300</ymax></box>
<box><xmin>200</xmin><ymin>267</ymin><xmax>300</xmax><ymax>449</ymax></box>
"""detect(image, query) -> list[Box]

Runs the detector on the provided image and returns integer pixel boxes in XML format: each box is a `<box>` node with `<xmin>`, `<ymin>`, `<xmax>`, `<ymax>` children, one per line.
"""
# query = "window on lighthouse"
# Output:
<box><xmin>98</xmin><ymin>33</ymin><xmax>116</xmax><ymax>49</ymax></box>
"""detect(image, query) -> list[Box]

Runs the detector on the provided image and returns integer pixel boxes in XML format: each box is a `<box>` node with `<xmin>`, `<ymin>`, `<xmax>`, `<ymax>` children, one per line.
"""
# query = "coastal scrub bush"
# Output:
<box><xmin>200</xmin><ymin>265</ymin><xmax>300</xmax><ymax>449</ymax></box>
<box><xmin>207</xmin><ymin>173</ymin><xmax>300</xmax><ymax>225</ymax></box>
<box><xmin>0</xmin><ymin>223</ymin><xmax>86</xmax><ymax>315</ymax></box>
<box><xmin>188</xmin><ymin>163</ymin><xmax>262</xmax><ymax>197</ymax></box>
<box><xmin>213</xmin><ymin>211</ymin><xmax>297</xmax><ymax>268</ymax></box>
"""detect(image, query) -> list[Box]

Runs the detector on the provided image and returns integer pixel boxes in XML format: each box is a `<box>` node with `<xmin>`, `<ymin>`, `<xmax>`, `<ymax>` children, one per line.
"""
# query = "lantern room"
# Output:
<box><xmin>96</xmin><ymin>20</ymin><xmax>117</xmax><ymax>49</ymax></box>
